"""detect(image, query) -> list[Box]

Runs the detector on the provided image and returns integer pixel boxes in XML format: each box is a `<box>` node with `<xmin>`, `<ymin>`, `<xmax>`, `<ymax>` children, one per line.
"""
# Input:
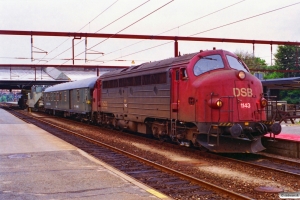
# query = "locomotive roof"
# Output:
<box><xmin>101</xmin><ymin>52</ymin><xmax>197</xmax><ymax>78</ymax></box>
<box><xmin>44</xmin><ymin>76</ymin><xmax>99</xmax><ymax>92</ymax></box>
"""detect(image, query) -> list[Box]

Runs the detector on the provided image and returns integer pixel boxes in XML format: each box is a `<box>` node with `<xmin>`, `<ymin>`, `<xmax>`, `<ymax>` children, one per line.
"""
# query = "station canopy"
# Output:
<box><xmin>261</xmin><ymin>77</ymin><xmax>300</xmax><ymax>90</ymax></box>
<box><xmin>0</xmin><ymin>67</ymin><xmax>108</xmax><ymax>90</ymax></box>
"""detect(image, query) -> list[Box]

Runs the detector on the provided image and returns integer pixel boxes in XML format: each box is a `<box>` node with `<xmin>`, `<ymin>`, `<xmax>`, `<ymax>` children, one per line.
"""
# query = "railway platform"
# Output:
<box><xmin>0</xmin><ymin>108</ymin><xmax>169</xmax><ymax>200</ymax></box>
<box><xmin>263</xmin><ymin>123</ymin><xmax>300</xmax><ymax>159</ymax></box>
<box><xmin>276</xmin><ymin>123</ymin><xmax>300</xmax><ymax>141</ymax></box>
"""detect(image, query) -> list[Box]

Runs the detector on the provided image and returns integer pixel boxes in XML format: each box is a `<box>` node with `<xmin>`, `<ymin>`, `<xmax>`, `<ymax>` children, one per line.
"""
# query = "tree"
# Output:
<box><xmin>273</xmin><ymin>45</ymin><xmax>300</xmax><ymax>103</ymax></box>
<box><xmin>274</xmin><ymin>45</ymin><xmax>300</xmax><ymax>77</ymax></box>
<box><xmin>235</xmin><ymin>50</ymin><xmax>287</xmax><ymax>79</ymax></box>
<box><xmin>263</xmin><ymin>65</ymin><xmax>284</xmax><ymax>79</ymax></box>
<box><xmin>235</xmin><ymin>50</ymin><xmax>267</xmax><ymax>70</ymax></box>
<box><xmin>279</xmin><ymin>90</ymin><xmax>300</xmax><ymax>104</ymax></box>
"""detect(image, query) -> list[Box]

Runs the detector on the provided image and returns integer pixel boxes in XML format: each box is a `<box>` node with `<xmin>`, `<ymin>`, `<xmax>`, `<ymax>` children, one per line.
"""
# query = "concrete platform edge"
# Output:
<box><xmin>77</xmin><ymin>149</ymin><xmax>173</xmax><ymax>200</ymax></box>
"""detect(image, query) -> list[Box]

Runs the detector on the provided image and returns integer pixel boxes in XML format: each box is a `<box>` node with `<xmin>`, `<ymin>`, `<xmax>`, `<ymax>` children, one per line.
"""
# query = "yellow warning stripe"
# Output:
<box><xmin>219</xmin><ymin>121</ymin><xmax>274</xmax><ymax>126</ymax></box>
<box><xmin>219</xmin><ymin>123</ymin><xmax>232</xmax><ymax>126</ymax></box>
<box><xmin>261</xmin><ymin>121</ymin><xmax>273</xmax><ymax>125</ymax></box>
<box><xmin>147</xmin><ymin>189</ymin><xmax>168</xmax><ymax>199</ymax></box>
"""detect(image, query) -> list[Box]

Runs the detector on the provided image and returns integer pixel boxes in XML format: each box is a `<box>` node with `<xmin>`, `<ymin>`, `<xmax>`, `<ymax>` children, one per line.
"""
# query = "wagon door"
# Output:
<box><xmin>123</xmin><ymin>88</ymin><xmax>128</xmax><ymax>116</ymax></box>
<box><xmin>69</xmin><ymin>90</ymin><xmax>72</xmax><ymax>110</ymax></box>
<box><xmin>171</xmin><ymin>68</ymin><xmax>179</xmax><ymax>120</ymax></box>
<box><xmin>171</xmin><ymin>68</ymin><xmax>194</xmax><ymax>122</ymax></box>
<box><xmin>92</xmin><ymin>80</ymin><xmax>101</xmax><ymax>112</ymax></box>
<box><xmin>84</xmin><ymin>89</ymin><xmax>88</xmax><ymax>112</ymax></box>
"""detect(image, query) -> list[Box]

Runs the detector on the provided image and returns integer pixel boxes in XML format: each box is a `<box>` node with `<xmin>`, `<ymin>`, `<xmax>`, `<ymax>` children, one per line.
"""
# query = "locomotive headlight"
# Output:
<box><xmin>260</xmin><ymin>98</ymin><xmax>268</xmax><ymax>107</ymax></box>
<box><xmin>236</xmin><ymin>70</ymin><xmax>246</xmax><ymax>80</ymax></box>
<box><xmin>208</xmin><ymin>98</ymin><xmax>223</xmax><ymax>109</ymax></box>
<box><xmin>216</xmin><ymin>100</ymin><xmax>223</xmax><ymax>107</ymax></box>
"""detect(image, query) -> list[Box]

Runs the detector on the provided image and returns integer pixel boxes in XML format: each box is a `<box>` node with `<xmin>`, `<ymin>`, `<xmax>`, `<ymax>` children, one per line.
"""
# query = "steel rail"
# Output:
<box><xmin>219</xmin><ymin>154</ymin><xmax>300</xmax><ymax>178</ymax></box>
<box><xmin>5</xmin><ymin>105</ymin><xmax>299</xmax><ymax>181</ymax></box>
<box><xmin>256</xmin><ymin>153</ymin><xmax>300</xmax><ymax>165</ymax></box>
<box><xmin>7</xmin><ymin>108</ymin><xmax>253</xmax><ymax>200</ymax></box>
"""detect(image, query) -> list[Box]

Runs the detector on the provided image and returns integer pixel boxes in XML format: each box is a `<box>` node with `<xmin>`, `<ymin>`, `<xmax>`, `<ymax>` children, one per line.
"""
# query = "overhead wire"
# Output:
<box><xmin>93</xmin><ymin>0</ymin><xmax>246</xmax><ymax>62</ymax></box>
<box><xmin>25</xmin><ymin>0</ymin><xmax>244</xmax><ymax>65</ymax></box>
<box><xmin>77</xmin><ymin>0</ymin><xmax>120</xmax><ymax>32</ymax></box>
<box><xmin>102</xmin><ymin>1</ymin><xmax>300</xmax><ymax>65</ymax></box>
<box><xmin>26</xmin><ymin>1</ymin><xmax>300</xmax><ymax>66</ymax></box>
<box><xmin>0</xmin><ymin>58</ymin><xmax>149</xmax><ymax>66</ymax></box>
<box><xmin>38</xmin><ymin>0</ymin><xmax>120</xmax><ymax>64</ymax></box>
<box><xmin>0</xmin><ymin>56</ymin><xmax>150</xmax><ymax>63</ymax></box>
<box><xmin>190</xmin><ymin>1</ymin><xmax>300</xmax><ymax>36</ymax></box>
<box><xmin>94</xmin><ymin>0</ymin><xmax>150</xmax><ymax>33</ymax></box>
<box><xmin>159</xmin><ymin>0</ymin><xmax>246</xmax><ymax>36</ymax></box>
<box><xmin>65</xmin><ymin>0</ymin><xmax>175</xmax><ymax>65</ymax></box>
<box><xmin>51</xmin><ymin>0</ymin><xmax>152</xmax><ymax>65</ymax></box>
<box><xmin>87</xmin><ymin>0</ymin><xmax>174</xmax><ymax>51</ymax></box>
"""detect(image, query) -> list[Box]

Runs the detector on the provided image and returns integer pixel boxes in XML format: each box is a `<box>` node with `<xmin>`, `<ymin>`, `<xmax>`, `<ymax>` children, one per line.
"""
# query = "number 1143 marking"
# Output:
<box><xmin>241</xmin><ymin>103</ymin><xmax>251</xmax><ymax>108</ymax></box>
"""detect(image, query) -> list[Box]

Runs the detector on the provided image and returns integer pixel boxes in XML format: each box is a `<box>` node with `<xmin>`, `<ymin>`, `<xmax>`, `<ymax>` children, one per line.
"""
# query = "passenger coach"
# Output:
<box><xmin>44</xmin><ymin>77</ymin><xmax>98</xmax><ymax>119</ymax></box>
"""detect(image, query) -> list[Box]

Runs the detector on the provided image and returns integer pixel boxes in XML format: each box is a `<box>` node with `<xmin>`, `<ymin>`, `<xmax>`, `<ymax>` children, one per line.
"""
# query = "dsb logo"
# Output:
<box><xmin>233</xmin><ymin>88</ymin><xmax>253</xmax><ymax>97</ymax></box>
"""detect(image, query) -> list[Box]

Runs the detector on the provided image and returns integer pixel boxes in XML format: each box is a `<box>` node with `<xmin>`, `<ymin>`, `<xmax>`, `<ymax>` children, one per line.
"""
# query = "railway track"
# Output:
<box><xmin>219</xmin><ymin>153</ymin><xmax>300</xmax><ymax>178</ymax></box>
<box><xmin>3</xmin><ymin>107</ymin><xmax>252</xmax><ymax>200</ymax></box>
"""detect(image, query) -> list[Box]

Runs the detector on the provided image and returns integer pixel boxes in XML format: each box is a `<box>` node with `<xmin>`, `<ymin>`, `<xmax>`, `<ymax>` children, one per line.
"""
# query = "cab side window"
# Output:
<box><xmin>181</xmin><ymin>68</ymin><xmax>188</xmax><ymax>80</ymax></box>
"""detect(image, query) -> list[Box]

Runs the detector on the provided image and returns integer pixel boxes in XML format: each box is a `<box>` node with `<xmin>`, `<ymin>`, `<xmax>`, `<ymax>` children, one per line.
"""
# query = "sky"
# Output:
<box><xmin>0</xmin><ymin>0</ymin><xmax>299</xmax><ymax>67</ymax></box>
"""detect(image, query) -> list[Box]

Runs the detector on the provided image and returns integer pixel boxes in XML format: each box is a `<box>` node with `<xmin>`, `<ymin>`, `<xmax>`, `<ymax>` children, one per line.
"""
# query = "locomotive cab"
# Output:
<box><xmin>172</xmin><ymin>49</ymin><xmax>281</xmax><ymax>153</ymax></box>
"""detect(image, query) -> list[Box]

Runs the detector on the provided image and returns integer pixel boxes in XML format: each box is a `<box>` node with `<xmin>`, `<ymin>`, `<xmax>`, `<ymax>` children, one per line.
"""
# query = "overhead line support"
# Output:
<box><xmin>174</xmin><ymin>39</ymin><xmax>178</xmax><ymax>57</ymax></box>
<box><xmin>72</xmin><ymin>36</ymin><xmax>81</xmax><ymax>65</ymax></box>
<box><xmin>2</xmin><ymin>30</ymin><xmax>300</xmax><ymax>65</ymax></box>
<box><xmin>1</xmin><ymin>30</ymin><xmax>300</xmax><ymax>46</ymax></box>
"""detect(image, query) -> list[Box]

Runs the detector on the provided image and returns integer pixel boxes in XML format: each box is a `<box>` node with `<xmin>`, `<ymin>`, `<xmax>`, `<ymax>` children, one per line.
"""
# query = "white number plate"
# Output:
<box><xmin>241</xmin><ymin>103</ymin><xmax>251</xmax><ymax>108</ymax></box>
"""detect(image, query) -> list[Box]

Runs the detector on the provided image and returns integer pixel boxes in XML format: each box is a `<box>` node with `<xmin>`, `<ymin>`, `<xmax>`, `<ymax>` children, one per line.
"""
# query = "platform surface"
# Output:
<box><xmin>0</xmin><ymin>108</ymin><xmax>168</xmax><ymax>200</ymax></box>
<box><xmin>277</xmin><ymin>124</ymin><xmax>300</xmax><ymax>141</ymax></box>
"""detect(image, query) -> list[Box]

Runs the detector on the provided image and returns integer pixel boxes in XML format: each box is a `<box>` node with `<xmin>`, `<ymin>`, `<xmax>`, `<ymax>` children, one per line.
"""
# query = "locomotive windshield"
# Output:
<box><xmin>193</xmin><ymin>55</ymin><xmax>224</xmax><ymax>76</ymax></box>
<box><xmin>226</xmin><ymin>55</ymin><xmax>248</xmax><ymax>72</ymax></box>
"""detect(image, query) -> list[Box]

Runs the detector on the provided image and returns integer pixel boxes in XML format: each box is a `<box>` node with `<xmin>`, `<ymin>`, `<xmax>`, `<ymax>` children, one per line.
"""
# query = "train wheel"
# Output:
<box><xmin>151</xmin><ymin>126</ymin><xmax>159</xmax><ymax>138</ymax></box>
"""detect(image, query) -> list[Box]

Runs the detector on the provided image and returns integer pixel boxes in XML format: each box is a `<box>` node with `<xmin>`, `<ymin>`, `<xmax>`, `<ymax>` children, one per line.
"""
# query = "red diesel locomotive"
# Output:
<box><xmin>44</xmin><ymin>49</ymin><xmax>281</xmax><ymax>153</ymax></box>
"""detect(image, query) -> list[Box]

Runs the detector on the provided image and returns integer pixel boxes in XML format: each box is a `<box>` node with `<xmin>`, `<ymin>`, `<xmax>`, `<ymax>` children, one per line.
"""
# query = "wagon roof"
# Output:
<box><xmin>44</xmin><ymin>76</ymin><xmax>99</xmax><ymax>92</ymax></box>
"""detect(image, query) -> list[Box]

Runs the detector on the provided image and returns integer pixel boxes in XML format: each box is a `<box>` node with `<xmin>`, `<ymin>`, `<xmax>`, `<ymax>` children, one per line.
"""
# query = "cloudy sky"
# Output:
<box><xmin>0</xmin><ymin>0</ymin><xmax>299</xmax><ymax>66</ymax></box>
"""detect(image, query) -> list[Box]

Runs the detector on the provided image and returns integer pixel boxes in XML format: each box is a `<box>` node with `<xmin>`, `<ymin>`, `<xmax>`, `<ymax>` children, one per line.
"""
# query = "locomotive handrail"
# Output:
<box><xmin>219</xmin><ymin>96</ymin><xmax>235</xmax><ymax>123</ymax></box>
<box><xmin>275</xmin><ymin>109</ymin><xmax>300</xmax><ymax>124</ymax></box>
<box><xmin>265</xmin><ymin>96</ymin><xmax>279</xmax><ymax>121</ymax></box>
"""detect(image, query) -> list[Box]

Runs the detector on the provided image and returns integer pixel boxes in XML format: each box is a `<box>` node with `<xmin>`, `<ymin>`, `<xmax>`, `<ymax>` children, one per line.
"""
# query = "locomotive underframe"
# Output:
<box><xmin>90</xmin><ymin>109</ymin><xmax>276</xmax><ymax>152</ymax></box>
<box><xmin>43</xmin><ymin>106</ymin><xmax>275</xmax><ymax>153</ymax></box>
<box><xmin>45</xmin><ymin>108</ymin><xmax>93</xmax><ymax>123</ymax></box>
